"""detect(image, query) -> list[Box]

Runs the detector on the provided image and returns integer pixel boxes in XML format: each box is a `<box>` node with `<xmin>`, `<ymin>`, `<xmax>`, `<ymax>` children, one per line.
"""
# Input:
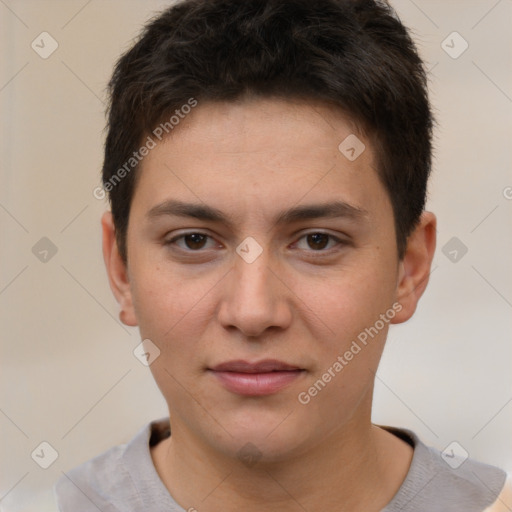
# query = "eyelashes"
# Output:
<box><xmin>167</xmin><ymin>232</ymin><xmax>216</xmax><ymax>251</ymax></box>
<box><xmin>165</xmin><ymin>231</ymin><xmax>347</xmax><ymax>254</ymax></box>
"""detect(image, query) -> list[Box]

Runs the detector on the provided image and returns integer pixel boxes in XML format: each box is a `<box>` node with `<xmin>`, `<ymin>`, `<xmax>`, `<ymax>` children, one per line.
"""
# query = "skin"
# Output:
<box><xmin>102</xmin><ymin>98</ymin><xmax>436</xmax><ymax>511</ymax></box>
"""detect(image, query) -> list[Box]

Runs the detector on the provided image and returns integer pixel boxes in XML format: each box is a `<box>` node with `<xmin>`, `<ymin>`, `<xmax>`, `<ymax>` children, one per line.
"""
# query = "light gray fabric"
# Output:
<box><xmin>380</xmin><ymin>426</ymin><xmax>507</xmax><ymax>512</ymax></box>
<box><xmin>55</xmin><ymin>419</ymin><xmax>179</xmax><ymax>511</ymax></box>
<box><xmin>54</xmin><ymin>418</ymin><xmax>507</xmax><ymax>511</ymax></box>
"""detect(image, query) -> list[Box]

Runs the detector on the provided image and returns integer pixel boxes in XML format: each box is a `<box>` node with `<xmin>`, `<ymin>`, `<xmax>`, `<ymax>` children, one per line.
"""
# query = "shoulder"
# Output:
<box><xmin>54</xmin><ymin>418</ymin><xmax>173</xmax><ymax>511</ymax></box>
<box><xmin>483</xmin><ymin>473</ymin><xmax>512</xmax><ymax>512</ymax></box>
<box><xmin>54</xmin><ymin>432</ymin><xmax>140</xmax><ymax>511</ymax></box>
<box><xmin>381</xmin><ymin>426</ymin><xmax>510</xmax><ymax>512</ymax></box>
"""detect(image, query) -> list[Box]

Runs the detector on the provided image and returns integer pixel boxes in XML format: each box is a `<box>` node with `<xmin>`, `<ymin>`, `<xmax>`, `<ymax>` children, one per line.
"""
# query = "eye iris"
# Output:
<box><xmin>185</xmin><ymin>233</ymin><xmax>207</xmax><ymax>250</ymax></box>
<box><xmin>307</xmin><ymin>233</ymin><xmax>329</xmax><ymax>250</ymax></box>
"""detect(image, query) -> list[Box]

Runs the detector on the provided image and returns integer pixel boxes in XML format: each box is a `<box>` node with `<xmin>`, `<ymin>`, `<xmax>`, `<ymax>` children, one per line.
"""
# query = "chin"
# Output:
<box><xmin>205</xmin><ymin>410</ymin><xmax>315</xmax><ymax>465</ymax></box>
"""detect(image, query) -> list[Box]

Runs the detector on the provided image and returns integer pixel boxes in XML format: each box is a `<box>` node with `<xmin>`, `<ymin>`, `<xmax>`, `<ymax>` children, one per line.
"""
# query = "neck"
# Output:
<box><xmin>151</xmin><ymin>399</ymin><xmax>413</xmax><ymax>512</ymax></box>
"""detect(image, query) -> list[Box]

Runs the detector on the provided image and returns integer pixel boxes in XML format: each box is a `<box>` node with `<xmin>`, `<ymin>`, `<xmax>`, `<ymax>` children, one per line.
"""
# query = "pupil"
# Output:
<box><xmin>186</xmin><ymin>233</ymin><xmax>206</xmax><ymax>249</ymax></box>
<box><xmin>308</xmin><ymin>233</ymin><xmax>328</xmax><ymax>250</ymax></box>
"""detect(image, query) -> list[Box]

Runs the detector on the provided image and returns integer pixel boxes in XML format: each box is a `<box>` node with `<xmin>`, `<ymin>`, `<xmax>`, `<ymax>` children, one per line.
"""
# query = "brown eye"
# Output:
<box><xmin>306</xmin><ymin>233</ymin><xmax>330</xmax><ymax>250</ymax></box>
<box><xmin>166</xmin><ymin>232</ymin><xmax>217</xmax><ymax>251</ymax></box>
<box><xmin>294</xmin><ymin>232</ymin><xmax>345</xmax><ymax>253</ymax></box>
<box><xmin>183</xmin><ymin>233</ymin><xmax>208</xmax><ymax>250</ymax></box>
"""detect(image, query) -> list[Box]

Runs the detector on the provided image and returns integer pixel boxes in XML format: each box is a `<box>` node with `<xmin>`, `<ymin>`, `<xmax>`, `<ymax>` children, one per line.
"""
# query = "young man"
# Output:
<box><xmin>55</xmin><ymin>0</ymin><xmax>511</xmax><ymax>510</ymax></box>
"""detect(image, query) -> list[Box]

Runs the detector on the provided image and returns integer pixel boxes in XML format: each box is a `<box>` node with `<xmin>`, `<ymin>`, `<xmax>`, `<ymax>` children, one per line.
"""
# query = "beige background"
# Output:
<box><xmin>1</xmin><ymin>0</ymin><xmax>511</xmax><ymax>510</ymax></box>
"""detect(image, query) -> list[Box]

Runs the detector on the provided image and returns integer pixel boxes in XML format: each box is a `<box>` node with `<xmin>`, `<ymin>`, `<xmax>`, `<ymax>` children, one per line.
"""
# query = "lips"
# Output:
<box><xmin>210</xmin><ymin>359</ymin><xmax>301</xmax><ymax>373</ymax></box>
<box><xmin>208</xmin><ymin>359</ymin><xmax>305</xmax><ymax>396</ymax></box>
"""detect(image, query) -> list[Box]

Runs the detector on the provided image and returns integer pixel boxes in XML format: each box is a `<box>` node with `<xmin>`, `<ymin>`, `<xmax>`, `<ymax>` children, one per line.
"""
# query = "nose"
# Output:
<box><xmin>217</xmin><ymin>247</ymin><xmax>292</xmax><ymax>338</ymax></box>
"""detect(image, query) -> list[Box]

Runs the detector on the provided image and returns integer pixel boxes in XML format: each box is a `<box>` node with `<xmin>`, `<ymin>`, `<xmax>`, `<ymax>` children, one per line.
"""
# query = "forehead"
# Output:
<box><xmin>162</xmin><ymin>98</ymin><xmax>364</xmax><ymax>159</ymax></box>
<box><xmin>131</xmin><ymin>98</ymin><xmax>391</xmax><ymax>225</ymax></box>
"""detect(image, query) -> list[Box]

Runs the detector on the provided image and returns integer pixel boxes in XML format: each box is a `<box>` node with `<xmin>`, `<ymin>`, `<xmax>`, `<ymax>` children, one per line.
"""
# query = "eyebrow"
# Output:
<box><xmin>147</xmin><ymin>199</ymin><xmax>368</xmax><ymax>227</ymax></box>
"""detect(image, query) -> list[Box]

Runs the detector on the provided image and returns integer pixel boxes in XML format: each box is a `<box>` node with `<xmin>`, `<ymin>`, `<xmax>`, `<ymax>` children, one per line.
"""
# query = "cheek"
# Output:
<box><xmin>293</xmin><ymin>254</ymin><xmax>398</xmax><ymax>347</ymax></box>
<box><xmin>129</xmin><ymin>261</ymin><xmax>215</xmax><ymax>349</ymax></box>
<box><xmin>291</xmin><ymin>264</ymin><xmax>397</xmax><ymax>424</ymax></box>
<box><xmin>130</xmin><ymin>270</ymin><xmax>214</xmax><ymax>399</ymax></box>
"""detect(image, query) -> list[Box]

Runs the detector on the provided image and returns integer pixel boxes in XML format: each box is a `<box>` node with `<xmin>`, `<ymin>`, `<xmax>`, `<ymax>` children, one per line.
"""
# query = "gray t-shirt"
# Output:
<box><xmin>54</xmin><ymin>418</ymin><xmax>509</xmax><ymax>511</ymax></box>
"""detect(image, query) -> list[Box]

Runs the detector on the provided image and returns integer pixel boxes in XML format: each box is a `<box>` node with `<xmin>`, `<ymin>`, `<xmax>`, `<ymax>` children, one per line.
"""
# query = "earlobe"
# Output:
<box><xmin>101</xmin><ymin>211</ymin><xmax>138</xmax><ymax>327</ymax></box>
<box><xmin>391</xmin><ymin>212</ymin><xmax>437</xmax><ymax>324</ymax></box>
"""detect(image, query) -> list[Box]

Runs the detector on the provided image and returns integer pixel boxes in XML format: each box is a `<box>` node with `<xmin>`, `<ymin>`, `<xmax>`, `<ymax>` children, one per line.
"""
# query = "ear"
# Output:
<box><xmin>391</xmin><ymin>211</ymin><xmax>437</xmax><ymax>324</ymax></box>
<box><xmin>101</xmin><ymin>211</ymin><xmax>138</xmax><ymax>327</ymax></box>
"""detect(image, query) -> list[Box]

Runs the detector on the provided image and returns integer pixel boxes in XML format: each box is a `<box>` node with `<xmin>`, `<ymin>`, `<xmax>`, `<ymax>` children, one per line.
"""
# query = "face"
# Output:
<box><xmin>103</xmin><ymin>98</ymin><xmax>435</xmax><ymax>463</ymax></box>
